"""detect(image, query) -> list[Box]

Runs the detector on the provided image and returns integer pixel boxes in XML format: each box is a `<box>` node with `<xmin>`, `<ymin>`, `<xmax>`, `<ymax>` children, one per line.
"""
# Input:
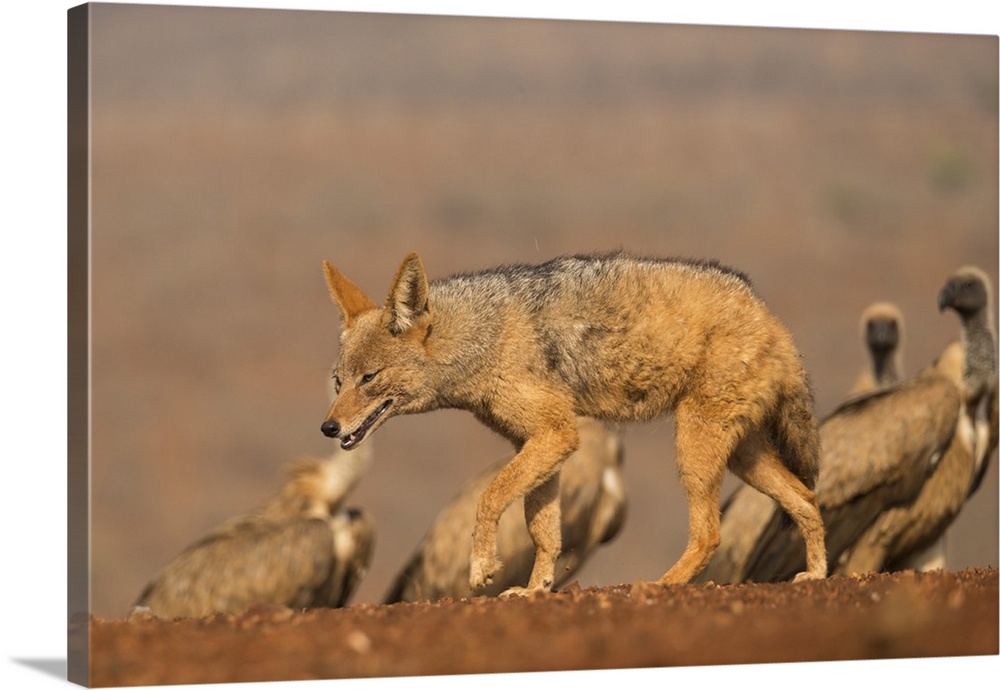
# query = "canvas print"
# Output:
<box><xmin>68</xmin><ymin>2</ymin><xmax>999</xmax><ymax>687</ymax></box>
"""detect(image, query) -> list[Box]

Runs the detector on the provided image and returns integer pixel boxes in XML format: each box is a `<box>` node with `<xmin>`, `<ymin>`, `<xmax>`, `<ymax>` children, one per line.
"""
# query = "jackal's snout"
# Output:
<box><xmin>320</xmin><ymin>419</ymin><xmax>341</xmax><ymax>438</ymax></box>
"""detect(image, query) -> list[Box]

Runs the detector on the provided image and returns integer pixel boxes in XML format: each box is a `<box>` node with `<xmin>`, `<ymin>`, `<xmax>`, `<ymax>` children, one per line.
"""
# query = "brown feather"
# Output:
<box><xmin>134</xmin><ymin>449</ymin><xmax>373</xmax><ymax>618</ymax></box>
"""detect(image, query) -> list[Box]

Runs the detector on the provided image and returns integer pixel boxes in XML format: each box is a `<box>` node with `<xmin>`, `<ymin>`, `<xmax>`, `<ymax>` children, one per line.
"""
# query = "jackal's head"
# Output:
<box><xmin>320</xmin><ymin>253</ymin><xmax>434</xmax><ymax>450</ymax></box>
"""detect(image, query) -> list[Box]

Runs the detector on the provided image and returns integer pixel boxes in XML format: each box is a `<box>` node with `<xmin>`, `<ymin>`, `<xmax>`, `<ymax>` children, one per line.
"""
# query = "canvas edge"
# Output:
<box><xmin>68</xmin><ymin>3</ymin><xmax>92</xmax><ymax>687</ymax></box>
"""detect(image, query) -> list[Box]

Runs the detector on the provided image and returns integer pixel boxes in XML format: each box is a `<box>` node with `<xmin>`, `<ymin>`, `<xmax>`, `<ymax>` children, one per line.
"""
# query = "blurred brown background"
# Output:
<box><xmin>86</xmin><ymin>4</ymin><xmax>998</xmax><ymax>617</ymax></box>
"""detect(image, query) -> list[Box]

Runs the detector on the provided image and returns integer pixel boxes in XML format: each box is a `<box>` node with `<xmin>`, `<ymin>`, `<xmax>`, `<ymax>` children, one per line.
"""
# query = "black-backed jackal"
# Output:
<box><xmin>321</xmin><ymin>251</ymin><xmax>826</xmax><ymax>594</ymax></box>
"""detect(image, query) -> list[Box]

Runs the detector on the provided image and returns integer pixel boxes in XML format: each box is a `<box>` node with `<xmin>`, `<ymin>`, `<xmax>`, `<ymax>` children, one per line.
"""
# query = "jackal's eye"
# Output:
<box><xmin>333</xmin><ymin>375</ymin><xmax>342</xmax><ymax>393</ymax></box>
<box><xmin>360</xmin><ymin>370</ymin><xmax>381</xmax><ymax>385</ymax></box>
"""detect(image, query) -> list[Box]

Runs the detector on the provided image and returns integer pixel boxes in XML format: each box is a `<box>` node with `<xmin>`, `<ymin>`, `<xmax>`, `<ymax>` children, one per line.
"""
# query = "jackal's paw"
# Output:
<box><xmin>499</xmin><ymin>586</ymin><xmax>548</xmax><ymax>599</ymax></box>
<box><xmin>630</xmin><ymin>580</ymin><xmax>666</xmax><ymax>603</ymax></box>
<box><xmin>792</xmin><ymin>569</ymin><xmax>826</xmax><ymax>583</ymax></box>
<box><xmin>469</xmin><ymin>555</ymin><xmax>499</xmax><ymax>591</ymax></box>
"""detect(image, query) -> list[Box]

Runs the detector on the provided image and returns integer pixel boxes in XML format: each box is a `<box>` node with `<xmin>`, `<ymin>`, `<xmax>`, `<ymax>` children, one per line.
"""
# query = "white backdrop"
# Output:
<box><xmin>3</xmin><ymin>2</ymin><xmax>998</xmax><ymax>690</ymax></box>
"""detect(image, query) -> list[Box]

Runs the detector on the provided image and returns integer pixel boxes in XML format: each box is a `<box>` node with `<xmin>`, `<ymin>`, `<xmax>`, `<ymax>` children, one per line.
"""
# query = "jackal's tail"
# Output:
<box><xmin>769</xmin><ymin>375</ymin><xmax>821</xmax><ymax>490</ymax></box>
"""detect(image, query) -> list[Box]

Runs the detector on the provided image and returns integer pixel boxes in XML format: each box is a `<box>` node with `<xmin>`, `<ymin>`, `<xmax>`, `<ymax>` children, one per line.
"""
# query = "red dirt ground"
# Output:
<box><xmin>82</xmin><ymin>567</ymin><xmax>997</xmax><ymax>687</ymax></box>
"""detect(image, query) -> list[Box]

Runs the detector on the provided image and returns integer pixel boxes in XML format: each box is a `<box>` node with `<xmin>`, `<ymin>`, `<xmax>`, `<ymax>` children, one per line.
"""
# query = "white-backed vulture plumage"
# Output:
<box><xmin>832</xmin><ymin>341</ymin><xmax>973</xmax><ymax>573</ymax></box>
<box><xmin>133</xmin><ymin>446</ymin><xmax>374</xmax><ymax>618</ymax></box>
<box><xmin>704</xmin><ymin>266</ymin><xmax>998</xmax><ymax>584</ymax></box>
<box><xmin>850</xmin><ymin>301</ymin><xmax>905</xmax><ymax>395</ymax></box>
<box><xmin>836</xmin><ymin>266</ymin><xmax>997</xmax><ymax>573</ymax></box>
<box><xmin>877</xmin><ymin>266</ymin><xmax>999</xmax><ymax>571</ymax></box>
<box><xmin>938</xmin><ymin>265</ymin><xmax>998</xmax><ymax>497</ymax></box>
<box><xmin>383</xmin><ymin>417</ymin><xmax>626</xmax><ymax>602</ymax></box>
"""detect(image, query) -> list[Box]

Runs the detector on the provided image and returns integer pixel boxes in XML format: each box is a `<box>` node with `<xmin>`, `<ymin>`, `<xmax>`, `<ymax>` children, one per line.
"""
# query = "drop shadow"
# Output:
<box><xmin>11</xmin><ymin>658</ymin><xmax>67</xmax><ymax>681</ymax></box>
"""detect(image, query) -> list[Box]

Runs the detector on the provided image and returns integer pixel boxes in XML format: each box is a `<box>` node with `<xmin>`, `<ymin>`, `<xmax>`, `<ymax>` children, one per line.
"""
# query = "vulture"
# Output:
<box><xmin>938</xmin><ymin>265</ymin><xmax>998</xmax><ymax>498</ymax></box>
<box><xmin>850</xmin><ymin>301</ymin><xmax>905</xmax><ymax>394</ymax></box>
<box><xmin>698</xmin><ymin>267</ymin><xmax>996</xmax><ymax>583</ymax></box>
<box><xmin>864</xmin><ymin>265</ymin><xmax>1000</xmax><ymax>572</ymax></box>
<box><xmin>133</xmin><ymin>445</ymin><xmax>374</xmax><ymax>618</ymax></box>
<box><xmin>827</xmin><ymin>341</ymin><xmax>972</xmax><ymax>574</ymax></box>
<box><xmin>383</xmin><ymin>417</ymin><xmax>626</xmax><ymax>602</ymax></box>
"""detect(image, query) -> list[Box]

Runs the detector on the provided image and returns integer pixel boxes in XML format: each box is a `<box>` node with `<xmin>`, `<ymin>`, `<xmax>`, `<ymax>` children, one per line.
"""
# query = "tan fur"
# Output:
<box><xmin>134</xmin><ymin>447</ymin><xmax>374</xmax><ymax>618</ymax></box>
<box><xmin>323</xmin><ymin>260</ymin><xmax>376</xmax><ymax>328</ymax></box>
<box><xmin>321</xmin><ymin>251</ymin><xmax>826</xmax><ymax>593</ymax></box>
<box><xmin>384</xmin><ymin>417</ymin><xmax>626</xmax><ymax>602</ymax></box>
<box><xmin>693</xmin><ymin>471</ymin><xmax>777</xmax><ymax>584</ymax></box>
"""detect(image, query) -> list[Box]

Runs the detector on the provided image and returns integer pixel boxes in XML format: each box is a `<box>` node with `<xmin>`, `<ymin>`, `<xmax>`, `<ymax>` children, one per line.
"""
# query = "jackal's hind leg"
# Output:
<box><xmin>658</xmin><ymin>475</ymin><xmax>724</xmax><ymax>585</ymax></box>
<box><xmin>658</xmin><ymin>409</ymin><xmax>728</xmax><ymax>585</ymax></box>
<box><xmin>730</xmin><ymin>433</ymin><xmax>827</xmax><ymax>581</ymax></box>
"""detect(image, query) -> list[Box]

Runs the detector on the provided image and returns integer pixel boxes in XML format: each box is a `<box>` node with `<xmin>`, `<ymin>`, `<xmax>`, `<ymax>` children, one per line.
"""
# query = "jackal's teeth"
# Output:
<box><xmin>340</xmin><ymin>399</ymin><xmax>392</xmax><ymax>450</ymax></box>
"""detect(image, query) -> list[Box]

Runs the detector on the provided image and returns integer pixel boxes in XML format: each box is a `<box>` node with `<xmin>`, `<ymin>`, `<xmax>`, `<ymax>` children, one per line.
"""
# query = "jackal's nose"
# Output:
<box><xmin>320</xmin><ymin>420</ymin><xmax>341</xmax><ymax>438</ymax></box>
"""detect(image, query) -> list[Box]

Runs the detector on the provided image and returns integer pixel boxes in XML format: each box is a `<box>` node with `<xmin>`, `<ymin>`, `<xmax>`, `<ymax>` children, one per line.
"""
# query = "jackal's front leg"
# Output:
<box><xmin>469</xmin><ymin>422</ymin><xmax>578</xmax><ymax>594</ymax></box>
<box><xmin>500</xmin><ymin>472</ymin><xmax>561</xmax><ymax>597</ymax></box>
<box><xmin>469</xmin><ymin>516</ymin><xmax>501</xmax><ymax>591</ymax></box>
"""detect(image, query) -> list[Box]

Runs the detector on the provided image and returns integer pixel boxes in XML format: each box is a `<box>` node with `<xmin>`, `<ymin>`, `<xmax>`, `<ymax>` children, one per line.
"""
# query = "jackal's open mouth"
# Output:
<box><xmin>341</xmin><ymin>399</ymin><xmax>392</xmax><ymax>450</ymax></box>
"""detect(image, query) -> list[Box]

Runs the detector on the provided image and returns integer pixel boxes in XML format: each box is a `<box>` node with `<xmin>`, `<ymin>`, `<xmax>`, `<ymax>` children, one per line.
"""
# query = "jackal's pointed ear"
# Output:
<box><xmin>322</xmin><ymin>260</ymin><xmax>376</xmax><ymax>328</ymax></box>
<box><xmin>385</xmin><ymin>252</ymin><xmax>431</xmax><ymax>335</ymax></box>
